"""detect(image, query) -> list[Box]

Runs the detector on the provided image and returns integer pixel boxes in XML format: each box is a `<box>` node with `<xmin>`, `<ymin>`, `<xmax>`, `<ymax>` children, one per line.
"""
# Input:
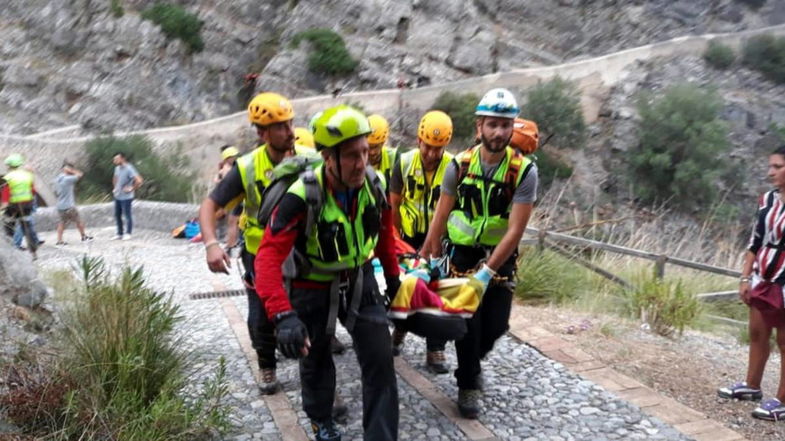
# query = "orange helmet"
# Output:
<box><xmin>247</xmin><ymin>92</ymin><xmax>294</xmax><ymax>126</ymax></box>
<box><xmin>510</xmin><ymin>118</ymin><xmax>539</xmax><ymax>154</ymax></box>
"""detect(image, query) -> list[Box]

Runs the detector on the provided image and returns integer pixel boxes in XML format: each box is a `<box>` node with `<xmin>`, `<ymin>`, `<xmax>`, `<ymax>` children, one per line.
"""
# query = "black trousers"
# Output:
<box><xmin>241</xmin><ymin>249</ymin><xmax>277</xmax><ymax>369</ymax></box>
<box><xmin>2</xmin><ymin>202</ymin><xmax>33</xmax><ymax>238</ymax></box>
<box><xmin>290</xmin><ymin>265</ymin><xmax>398</xmax><ymax>440</ymax></box>
<box><xmin>450</xmin><ymin>245</ymin><xmax>517</xmax><ymax>390</ymax></box>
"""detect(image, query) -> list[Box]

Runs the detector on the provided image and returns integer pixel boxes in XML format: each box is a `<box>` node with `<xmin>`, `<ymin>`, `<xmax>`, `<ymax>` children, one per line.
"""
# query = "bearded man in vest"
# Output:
<box><xmin>389</xmin><ymin>110</ymin><xmax>455</xmax><ymax>374</ymax></box>
<box><xmin>199</xmin><ymin>92</ymin><xmax>299</xmax><ymax>395</ymax></box>
<box><xmin>420</xmin><ymin>88</ymin><xmax>539</xmax><ymax>419</ymax></box>
<box><xmin>1</xmin><ymin>154</ymin><xmax>37</xmax><ymax>242</ymax></box>
<box><xmin>255</xmin><ymin>105</ymin><xmax>401</xmax><ymax>441</ymax></box>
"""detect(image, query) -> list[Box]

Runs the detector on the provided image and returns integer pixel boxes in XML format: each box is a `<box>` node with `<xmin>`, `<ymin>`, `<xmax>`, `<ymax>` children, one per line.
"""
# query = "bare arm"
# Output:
<box><xmin>486</xmin><ymin>202</ymin><xmax>533</xmax><ymax>271</ymax></box>
<box><xmin>132</xmin><ymin>174</ymin><xmax>143</xmax><ymax>189</ymax></box>
<box><xmin>739</xmin><ymin>250</ymin><xmax>756</xmax><ymax>305</ymax></box>
<box><xmin>419</xmin><ymin>193</ymin><xmax>455</xmax><ymax>258</ymax></box>
<box><xmin>390</xmin><ymin>192</ymin><xmax>403</xmax><ymax>233</ymax></box>
<box><xmin>199</xmin><ymin>197</ymin><xmax>231</xmax><ymax>273</ymax></box>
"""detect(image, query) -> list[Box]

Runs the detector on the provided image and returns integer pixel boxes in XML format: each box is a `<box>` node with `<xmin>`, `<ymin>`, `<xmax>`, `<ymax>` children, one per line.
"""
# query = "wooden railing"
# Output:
<box><xmin>521</xmin><ymin>227</ymin><xmax>745</xmax><ymax>327</ymax></box>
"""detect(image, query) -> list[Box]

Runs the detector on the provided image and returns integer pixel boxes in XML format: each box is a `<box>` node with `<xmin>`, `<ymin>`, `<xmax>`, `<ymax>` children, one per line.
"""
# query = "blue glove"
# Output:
<box><xmin>410</xmin><ymin>268</ymin><xmax>431</xmax><ymax>284</ymax></box>
<box><xmin>471</xmin><ymin>264</ymin><xmax>496</xmax><ymax>294</ymax></box>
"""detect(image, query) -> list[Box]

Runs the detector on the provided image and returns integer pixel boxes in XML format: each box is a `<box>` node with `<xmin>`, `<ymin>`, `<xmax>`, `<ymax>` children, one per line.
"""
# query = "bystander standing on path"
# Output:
<box><xmin>54</xmin><ymin>161</ymin><xmax>93</xmax><ymax>246</ymax></box>
<box><xmin>111</xmin><ymin>152</ymin><xmax>142</xmax><ymax>241</ymax></box>
<box><xmin>719</xmin><ymin>144</ymin><xmax>785</xmax><ymax>421</ymax></box>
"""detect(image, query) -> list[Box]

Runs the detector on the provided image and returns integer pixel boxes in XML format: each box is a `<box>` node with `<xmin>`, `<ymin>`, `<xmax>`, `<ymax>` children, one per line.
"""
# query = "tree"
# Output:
<box><xmin>525</xmin><ymin>77</ymin><xmax>587</xmax><ymax>149</ymax></box>
<box><xmin>630</xmin><ymin>83</ymin><xmax>731</xmax><ymax>208</ymax></box>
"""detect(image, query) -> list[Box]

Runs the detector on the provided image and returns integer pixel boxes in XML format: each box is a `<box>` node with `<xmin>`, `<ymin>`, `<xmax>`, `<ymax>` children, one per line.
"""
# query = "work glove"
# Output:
<box><xmin>385</xmin><ymin>275</ymin><xmax>402</xmax><ymax>305</ymax></box>
<box><xmin>275</xmin><ymin>312</ymin><xmax>309</xmax><ymax>359</ymax></box>
<box><xmin>470</xmin><ymin>264</ymin><xmax>496</xmax><ymax>295</ymax></box>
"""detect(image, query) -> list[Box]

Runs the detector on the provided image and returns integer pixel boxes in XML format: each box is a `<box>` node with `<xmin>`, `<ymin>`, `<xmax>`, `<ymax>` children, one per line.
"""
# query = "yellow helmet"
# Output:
<box><xmin>367</xmin><ymin>114</ymin><xmax>390</xmax><ymax>145</ymax></box>
<box><xmin>221</xmin><ymin>146</ymin><xmax>239</xmax><ymax>161</ymax></box>
<box><xmin>418</xmin><ymin>110</ymin><xmax>453</xmax><ymax>147</ymax></box>
<box><xmin>247</xmin><ymin>92</ymin><xmax>294</xmax><ymax>126</ymax></box>
<box><xmin>294</xmin><ymin>127</ymin><xmax>315</xmax><ymax>149</ymax></box>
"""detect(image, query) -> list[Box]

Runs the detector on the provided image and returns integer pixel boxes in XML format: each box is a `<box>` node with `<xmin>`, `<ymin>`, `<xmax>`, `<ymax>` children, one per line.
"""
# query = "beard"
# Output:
<box><xmin>481</xmin><ymin>133</ymin><xmax>511</xmax><ymax>153</ymax></box>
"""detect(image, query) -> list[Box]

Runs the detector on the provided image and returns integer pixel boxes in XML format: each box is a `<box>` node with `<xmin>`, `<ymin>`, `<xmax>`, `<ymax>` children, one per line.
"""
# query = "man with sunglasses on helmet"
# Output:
<box><xmin>420</xmin><ymin>88</ymin><xmax>538</xmax><ymax>419</ymax></box>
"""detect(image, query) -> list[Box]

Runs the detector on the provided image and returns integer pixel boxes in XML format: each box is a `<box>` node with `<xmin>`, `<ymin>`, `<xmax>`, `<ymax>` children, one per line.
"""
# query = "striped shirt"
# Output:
<box><xmin>749</xmin><ymin>190</ymin><xmax>785</xmax><ymax>282</ymax></box>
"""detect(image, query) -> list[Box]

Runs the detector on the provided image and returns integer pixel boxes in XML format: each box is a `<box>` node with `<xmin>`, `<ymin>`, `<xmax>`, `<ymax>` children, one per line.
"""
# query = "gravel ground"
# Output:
<box><xmin>32</xmin><ymin>227</ymin><xmax>696</xmax><ymax>440</ymax></box>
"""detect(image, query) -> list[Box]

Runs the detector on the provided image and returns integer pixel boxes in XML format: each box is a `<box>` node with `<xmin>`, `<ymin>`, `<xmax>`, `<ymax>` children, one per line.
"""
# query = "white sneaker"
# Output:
<box><xmin>122</xmin><ymin>234</ymin><xmax>132</xmax><ymax>241</ymax></box>
<box><xmin>111</xmin><ymin>235</ymin><xmax>123</xmax><ymax>240</ymax></box>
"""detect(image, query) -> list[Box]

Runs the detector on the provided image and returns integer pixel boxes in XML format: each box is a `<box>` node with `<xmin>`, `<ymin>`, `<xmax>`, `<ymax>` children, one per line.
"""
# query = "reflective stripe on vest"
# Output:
<box><xmin>4</xmin><ymin>170</ymin><xmax>34</xmax><ymax>203</ymax></box>
<box><xmin>237</xmin><ymin>146</ymin><xmax>276</xmax><ymax>254</ymax></box>
<box><xmin>447</xmin><ymin>145</ymin><xmax>530</xmax><ymax>247</ymax></box>
<box><xmin>398</xmin><ymin>149</ymin><xmax>453</xmax><ymax>238</ymax></box>
<box><xmin>289</xmin><ymin>164</ymin><xmax>382</xmax><ymax>282</ymax></box>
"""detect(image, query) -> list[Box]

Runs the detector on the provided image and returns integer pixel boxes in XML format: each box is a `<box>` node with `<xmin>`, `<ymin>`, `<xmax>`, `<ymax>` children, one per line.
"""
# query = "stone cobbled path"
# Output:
<box><xmin>34</xmin><ymin>228</ymin><xmax>745</xmax><ymax>440</ymax></box>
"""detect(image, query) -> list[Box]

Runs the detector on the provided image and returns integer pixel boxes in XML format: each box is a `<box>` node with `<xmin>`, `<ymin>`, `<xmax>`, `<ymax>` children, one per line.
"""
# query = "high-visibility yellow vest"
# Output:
<box><xmin>237</xmin><ymin>146</ymin><xmax>277</xmax><ymax>254</ymax></box>
<box><xmin>447</xmin><ymin>145</ymin><xmax>531</xmax><ymax>247</ymax></box>
<box><xmin>288</xmin><ymin>164</ymin><xmax>385</xmax><ymax>282</ymax></box>
<box><xmin>4</xmin><ymin>169</ymin><xmax>34</xmax><ymax>204</ymax></box>
<box><xmin>397</xmin><ymin>149</ymin><xmax>453</xmax><ymax>239</ymax></box>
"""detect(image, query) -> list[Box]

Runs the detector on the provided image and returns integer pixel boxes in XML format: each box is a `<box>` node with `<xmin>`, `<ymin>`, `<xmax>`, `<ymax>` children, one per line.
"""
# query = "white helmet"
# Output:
<box><xmin>475</xmin><ymin>88</ymin><xmax>519</xmax><ymax>119</ymax></box>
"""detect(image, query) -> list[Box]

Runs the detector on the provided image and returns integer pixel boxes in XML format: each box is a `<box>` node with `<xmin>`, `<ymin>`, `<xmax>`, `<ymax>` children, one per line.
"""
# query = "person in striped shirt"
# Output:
<box><xmin>719</xmin><ymin>145</ymin><xmax>785</xmax><ymax>421</ymax></box>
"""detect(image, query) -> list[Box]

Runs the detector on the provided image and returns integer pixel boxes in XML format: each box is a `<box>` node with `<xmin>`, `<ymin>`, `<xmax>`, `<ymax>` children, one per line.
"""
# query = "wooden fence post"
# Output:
<box><xmin>654</xmin><ymin>255</ymin><xmax>666</xmax><ymax>279</ymax></box>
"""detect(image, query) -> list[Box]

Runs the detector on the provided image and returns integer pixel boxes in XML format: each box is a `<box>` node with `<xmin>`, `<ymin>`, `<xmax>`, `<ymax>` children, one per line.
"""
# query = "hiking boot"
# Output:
<box><xmin>753</xmin><ymin>398</ymin><xmax>785</xmax><ymax>421</ymax></box>
<box><xmin>718</xmin><ymin>382</ymin><xmax>763</xmax><ymax>401</ymax></box>
<box><xmin>331</xmin><ymin>336</ymin><xmax>346</xmax><ymax>355</ymax></box>
<box><xmin>258</xmin><ymin>367</ymin><xmax>281</xmax><ymax>395</ymax></box>
<box><xmin>81</xmin><ymin>235</ymin><xmax>94</xmax><ymax>242</ymax></box>
<box><xmin>458</xmin><ymin>389</ymin><xmax>482</xmax><ymax>419</ymax></box>
<box><xmin>332</xmin><ymin>393</ymin><xmax>348</xmax><ymax>424</ymax></box>
<box><xmin>426</xmin><ymin>350</ymin><xmax>449</xmax><ymax>374</ymax></box>
<box><xmin>391</xmin><ymin>328</ymin><xmax>407</xmax><ymax>356</ymax></box>
<box><xmin>311</xmin><ymin>418</ymin><xmax>341</xmax><ymax>441</ymax></box>
<box><xmin>55</xmin><ymin>241</ymin><xmax>67</xmax><ymax>246</ymax></box>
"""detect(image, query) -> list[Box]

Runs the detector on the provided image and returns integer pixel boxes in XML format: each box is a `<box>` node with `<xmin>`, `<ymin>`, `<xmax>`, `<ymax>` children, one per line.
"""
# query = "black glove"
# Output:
<box><xmin>275</xmin><ymin>312</ymin><xmax>309</xmax><ymax>359</ymax></box>
<box><xmin>385</xmin><ymin>275</ymin><xmax>401</xmax><ymax>304</ymax></box>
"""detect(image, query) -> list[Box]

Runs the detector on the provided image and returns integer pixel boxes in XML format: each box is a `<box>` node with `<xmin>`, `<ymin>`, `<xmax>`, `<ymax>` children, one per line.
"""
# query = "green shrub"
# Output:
<box><xmin>291</xmin><ymin>28</ymin><xmax>358</xmax><ymax>75</ymax></box>
<box><xmin>525</xmin><ymin>77</ymin><xmax>587</xmax><ymax>149</ymax></box>
<box><xmin>80</xmin><ymin>135</ymin><xmax>198</xmax><ymax>203</ymax></box>
<box><xmin>742</xmin><ymin>34</ymin><xmax>785</xmax><ymax>84</ymax></box>
<box><xmin>531</xmin><ymin>148</ymin><xmax>573</xmax><ymax>188</ymax></box>
<box><xmin>2</xmin><ymin>257</ymin><xmax>229</xmax><ymax>439</ymax></box>
<box><xmin>141</xmin><ymin>3</ymin><xmax>204</xmax><ymax>53</ymax></box>
<box><xmin>110</xmin><ymin>0</ymin><xmax>124</xmax><ymax>17</ymax></box>
<box><xmin>703</xmin><ymin>41</ymin><xmax>735</xmax><ymax>69</ymax></box>
<box><xmin>623</xmin><ymin>274</ymin><xmax>702</xmax><ymax>338</ymax></box>
<box><xmin>630</xmin><ymin>83</ymin><xmax>730</xmax><ymax>208</ymax></box>
<box><xmin>432</xmin><ymin>91</ymin><xmax>481</xmax><ymax>146</ymax></box>
<box><xmin>515</xmin><ymin>248</ymin><xmax>589</xmax><ymax>304</ymax></box>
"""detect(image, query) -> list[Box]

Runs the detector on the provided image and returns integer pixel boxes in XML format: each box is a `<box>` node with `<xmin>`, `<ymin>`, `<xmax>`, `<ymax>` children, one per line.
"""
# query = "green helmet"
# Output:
<box><xmin>311</xmin><ymin>105</ymin><xmax>371</xmax><ymax>151</ymax></box>
<box><xmin>4</xmin><ymin>154</ymin><xmax>24</xmax><ymax>168</ymax></box>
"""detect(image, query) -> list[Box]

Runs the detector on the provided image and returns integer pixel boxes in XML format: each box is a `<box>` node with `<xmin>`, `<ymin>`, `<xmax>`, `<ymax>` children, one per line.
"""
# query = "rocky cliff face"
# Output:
<box><xmin>1</xmin><ymin>0</ymin><xmax>782</xmax><ymax>135</ymax></box>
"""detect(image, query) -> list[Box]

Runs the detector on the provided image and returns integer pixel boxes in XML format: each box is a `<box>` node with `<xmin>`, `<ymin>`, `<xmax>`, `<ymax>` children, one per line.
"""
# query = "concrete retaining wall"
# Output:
<box><xmin>33</xmin><ymin>201</ymin><xmax>200</xmax><ymax>233</ymax></box>
<box><xmin>4</xmin><ymin>23</ymin><xmax>785</xmax><ymax>204</ymax></box>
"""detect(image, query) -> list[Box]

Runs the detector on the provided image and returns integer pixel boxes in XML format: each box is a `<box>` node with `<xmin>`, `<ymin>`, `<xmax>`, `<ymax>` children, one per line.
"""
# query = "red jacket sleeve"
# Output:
<box><xmin>1</xmin><ymin>185</ymin><xmax>9</xmax><ymax>204</ymax></box>
<box><xmin>375</xmin><ymin>203</ymin><xmax>400</xmax><ymax>278</ymax></box>
<box><xmin>255</xmin><ymin>208</ymin><xmax>305</xmax><ymax>321</ymax></box>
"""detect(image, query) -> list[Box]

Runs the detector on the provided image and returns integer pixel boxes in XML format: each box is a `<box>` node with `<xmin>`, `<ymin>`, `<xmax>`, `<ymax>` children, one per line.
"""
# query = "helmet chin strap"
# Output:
<box><xmin>329</xmin><ymin>148</ymin><xmax>353</xmax><ymax>190</ymax></box>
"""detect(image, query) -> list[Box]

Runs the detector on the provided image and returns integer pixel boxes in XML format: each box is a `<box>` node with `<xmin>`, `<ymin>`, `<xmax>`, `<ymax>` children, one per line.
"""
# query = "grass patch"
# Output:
<box><xmin>515</xmin><ymin>247</ymin><xmax>596</xmax><ymax>304</ymax></box>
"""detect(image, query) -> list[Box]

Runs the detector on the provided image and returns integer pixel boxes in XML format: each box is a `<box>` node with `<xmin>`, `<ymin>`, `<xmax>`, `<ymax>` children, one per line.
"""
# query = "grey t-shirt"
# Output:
<box><xmin>55</xmin><ymin>174</ymin><xmax>79</xmax><ymax>210</ymax></box>
<box><xmin>113</xmin><ymin>163</ymin><xmax>139</xmax><ymax>201</ymax></box>
<box><xmin>441</xmin><ymin>158</ymin><xmax>538</xmax><ymax>204</ymax></box>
